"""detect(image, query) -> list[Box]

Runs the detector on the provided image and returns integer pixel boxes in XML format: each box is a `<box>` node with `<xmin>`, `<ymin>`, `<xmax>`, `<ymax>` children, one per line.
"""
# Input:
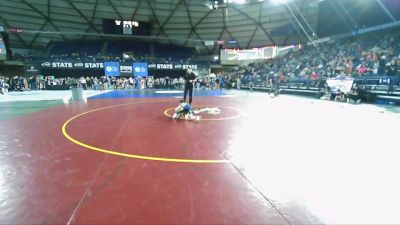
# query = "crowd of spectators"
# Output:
<box><xmin>0</xmin><ymin>73</ymin><xmax>231</xmax><ymax>94</ymax></box>
<box><xmin>153</xmin><ymin>76</ymin><xmax>224</xmax><ymax>90</ymax></box>
<box><xmin>14</xmin><ymin>52</ymin><xmax>196</xmax><ymax>66</ymax></box>
<box><xmin>1</xmin><ymin>75</ymin><xmax>70</xmax><ymax>92</ymax></box>
<box><xmin>0</xmin><ymin>75</ymin><xmax>11</xmax><ymax>95</ymax></box>
<box><xmin>0</xmin><ymin>75</ymin><xmax>160</xmax><ymax>92</ymax></box>
<box><xmin>3</xmin><ymin>29</ymin><xmax>400</xmax><ymax>102</ymax></box>
<box><xmin>219</xmin><ymin>31</ymin><xmax>400</xmax><ymax>92</ymax></box>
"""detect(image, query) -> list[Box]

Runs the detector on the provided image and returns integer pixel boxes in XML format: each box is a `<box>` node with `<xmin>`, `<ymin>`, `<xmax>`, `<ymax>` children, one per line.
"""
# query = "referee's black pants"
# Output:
<box><xmin>184</xmin><ymin>83</ymin><xmax>193</xmax><ymax>104</ymax></box>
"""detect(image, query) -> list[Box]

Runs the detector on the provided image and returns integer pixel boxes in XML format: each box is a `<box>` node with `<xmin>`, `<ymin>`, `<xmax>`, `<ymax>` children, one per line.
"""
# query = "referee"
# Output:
<box><xmin>183</xmin><ymin>68</ymin><xmax>196</xmax><ymax>104</ymax></box>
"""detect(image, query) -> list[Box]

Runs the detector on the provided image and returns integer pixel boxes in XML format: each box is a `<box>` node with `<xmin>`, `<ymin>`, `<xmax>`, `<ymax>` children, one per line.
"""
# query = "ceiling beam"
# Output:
<box><xmin>0</xmin><ymin>0</ymin><xmax>209</xmax><ymax>16</ymax></box>
<box><xmin>230</xmin><ymin>5</ymin><xmax>276</xmax><ymax>45</ymax></box>
<box><xmin>47</xmin><ymin>0</ymin><xmax>51</xmax><ymax>19</ymax></box>
<box><xmin>0</xmin><ymin>15</ymin><xmax>29</xmax><ymax>48</ymax></box>
<box><xmin>130</xmin><ymin>0</ymin><xmax>144</xmax><ymax>20</ymax></box>
<box><xmin>282</xmin><ymin>34</ymin><xmax>291</xmax><ymax>45</ymax></box>
<box><xmin>29</xmin><ymin>21</ymin><xmax>48</xmax><ymax>48</ymax></box>
<box><xmin>183</xmin><ymin>9</ymin><xmax>214</xmax><ymax>46</ymax></box>
<box><xmin>182</xmin><ymin>0</ymin><xmax>211</xmax><ymax>51</ymax></box>
<box><xmin>20</xmin><ymin>0</ymin><xmax>68</xmax><ymax>41</ymax></box>
<box><xmin>83</xmin><ymin>0</ymin><xmax>99</xmax><ymax>40</ymax></box>
<box><xmin>183</xmin><ymin>0</ymin><xmax>194</xmax><ymax>27</ymax></box>
<box><xmin>246</xmin><ymin>1</ymin><xmax>263</xmax><ymax>48</ymax></box>
<box><xmin>222</xmin><ymin>8</ymin><xmax>241</xmax><ymax>49</ymax></box>
<box><xmin>65</xmin><ymin>0</ymin><xmax>101</xmax><ymax>34</ymax></box>
<box><xmin>146</xmin><ymin>0</ymin><xmax>171</xmax><ymax>43</ymax></box>
<box><xmin>155</xmin><ymin>0</ymin><xmax>184</xmax><ymax>37</ymax></box>
<box><xmin>213</xmin><ymin>23</ymin><xmax>225</xmax><ymax>55</ymax></box>
<box><xmin>327</xmin><ymin>0</ymin><xmax>353</xmax><ymax>32</ymax></box>
<box><xmin>106</xmin><ymin>0</ymin><xmax>124</xmax><ymax>20</ymax></box>
<box><xmin>246</xmin><ymin>27</ymin><xmax>258</xmax><ymax>48</ymax></box>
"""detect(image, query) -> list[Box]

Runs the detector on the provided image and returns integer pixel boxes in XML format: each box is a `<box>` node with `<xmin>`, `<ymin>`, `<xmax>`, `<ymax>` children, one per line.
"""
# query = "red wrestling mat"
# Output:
<box><xmin>0</xmin><ymin>97</ymin><xmax>289</xmax><ymax>224</ymax></box>
<box><xmin>3</xmin><ymin>95</ymin><xmax>400</xmax><ymax>224</ymax></box>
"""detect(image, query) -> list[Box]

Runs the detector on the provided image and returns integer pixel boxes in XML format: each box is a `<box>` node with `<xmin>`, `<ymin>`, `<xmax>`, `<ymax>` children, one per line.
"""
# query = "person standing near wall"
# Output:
<box><xmin>196</xmin><ymin>78</ymin><xmax>201</xmax><ymax>89</ymax></box>
<box><xmin>183</xmin><ymin>68</ymin><xmax>196</xmax><ymax>104</ymax></box>
<box><xmin>249</xmin><ymin>74</ymin><xmax>254</xmax><ymax>92</ymax></box>
<box><xmin>387</xmin><ymin>58</ymin><xmax>398</xmax><ymax>95</ymax></box>
<box><xmin>0</xmin><ymin>75</ymin><xmax>5</xmax><ymax>95</ymax></box>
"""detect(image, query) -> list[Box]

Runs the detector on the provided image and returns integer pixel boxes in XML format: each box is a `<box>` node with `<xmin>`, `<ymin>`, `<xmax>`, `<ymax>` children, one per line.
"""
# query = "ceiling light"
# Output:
<box><xmin>272</xmin><ymin>0</ymin><xmax>287</xmax><ymax>4</ymax></box>
<box><xmin>228</xmin><ymin>0</ymin><xmax>247</xmax><ymax>4</ymax></box>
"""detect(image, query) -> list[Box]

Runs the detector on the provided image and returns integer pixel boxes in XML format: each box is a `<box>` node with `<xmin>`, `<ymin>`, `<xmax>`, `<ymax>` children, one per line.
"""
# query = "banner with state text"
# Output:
<box><xmin>133</xmin><ymin>63</ymin><xmax>148</xmax><ymax>77</ymax></box>
<box><xmin>104</xmin><ymin>62</ymin><xmax>120</xmax><ymax>77</ymax></box>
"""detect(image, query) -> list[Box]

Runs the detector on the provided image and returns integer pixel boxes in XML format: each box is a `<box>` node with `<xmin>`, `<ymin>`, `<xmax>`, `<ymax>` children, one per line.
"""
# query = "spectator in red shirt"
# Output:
<box><xmin>357</xmin><ymin>63</ymin><xmax>369</xmax><ymax>75</ymax></box>
<box><xmin>310</xmin><ymin>71</ymin><xmax>320</xmax><ymax>80</ymax></box>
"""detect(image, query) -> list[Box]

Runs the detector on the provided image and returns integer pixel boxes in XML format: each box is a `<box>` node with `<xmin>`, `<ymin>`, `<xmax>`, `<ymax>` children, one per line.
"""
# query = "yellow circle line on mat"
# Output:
<box><xmin>163</xmin><ymin>106</ymin><xmax>242</xmax><ymax>121</ymax></box>
<box><xmin>62</xmin><ymin>102</ymin><xmax>230</xmax><ymax>163</ymax></box>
